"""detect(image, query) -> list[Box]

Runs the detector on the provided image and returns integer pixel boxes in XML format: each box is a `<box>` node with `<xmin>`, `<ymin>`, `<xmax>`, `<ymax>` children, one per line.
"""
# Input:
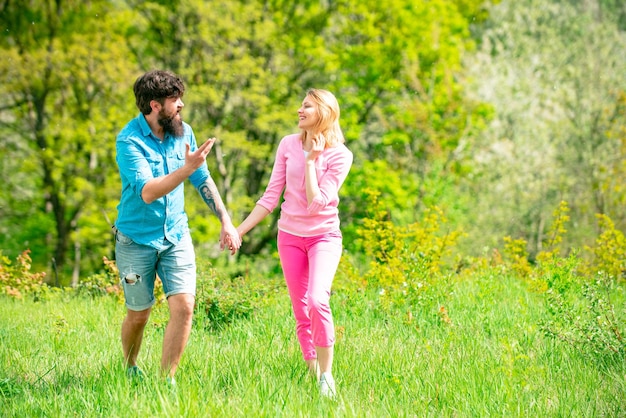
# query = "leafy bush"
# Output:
<box><xmin>537</xmin><ymin>201</ymin><xmax>570</xmax><ymax>261</ymax></box>
<box><xmin>541</xmin><ymin>272</ymin><xmax>626</xmax><ymax>357</ymax></box>
<box><xmin>581</xmin><ymin>214</ymin><xmax>626</xmax><ymax>281</ymax></box>
<box><xmin>542</xmin><ymin>211</ymin><xmax>626</xmax><ymax>357</ymax></box>
<box><xmin>0</xmin><ymin>250</ymin><xmax>48</xmax><ymax>300</ymax></box>
<box><xmin>338</xmin><ymin>189</ymin><xmax>463</xmax><ymax>314</ymax></box>
<box><xmin>502</xmin><ymin>236</ymin><xmax>533</xmax><ymax>279</ymax></box>
<box><xmin>504</xmin><ymin>201</ymin><xmax>626</xmax><ymax>358</ymax></box>
<box><xmin>74</xmin><ymin>256</ymin><xmax>123</xmax><ymax>301</ymax></box>
<box><xmin>195</xmin><ymin>260</ymin><xmax>283</xmax><ymax>331</ymax></box>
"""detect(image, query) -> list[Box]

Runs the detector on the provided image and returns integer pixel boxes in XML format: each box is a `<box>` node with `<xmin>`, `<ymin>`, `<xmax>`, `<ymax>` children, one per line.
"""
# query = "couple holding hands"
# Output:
<box><xmin>114</xmin><ymin>70</ymin><xmax>352</xmax><ymax>397</ymax></box>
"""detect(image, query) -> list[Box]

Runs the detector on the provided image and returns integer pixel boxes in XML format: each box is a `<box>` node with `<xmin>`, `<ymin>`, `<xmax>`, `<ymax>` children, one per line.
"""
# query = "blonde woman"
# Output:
<box><xmin>236</xmin><ymin>89</ymin><xmax>353</xmax><ymax>397</ymax></box>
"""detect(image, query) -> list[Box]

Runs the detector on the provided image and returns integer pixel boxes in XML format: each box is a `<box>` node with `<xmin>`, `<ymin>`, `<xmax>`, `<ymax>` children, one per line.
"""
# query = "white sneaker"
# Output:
<box><xmin>319</xmin><ymin>372</ymin><xmax>336</xmax><ymax>398</ymax></box>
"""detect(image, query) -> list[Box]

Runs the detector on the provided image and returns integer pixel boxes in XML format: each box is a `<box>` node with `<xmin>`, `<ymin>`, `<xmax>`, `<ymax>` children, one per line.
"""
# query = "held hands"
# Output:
<box><xmin>185</xmin><ymin>137</ymin><xmax>216</xmax><ymax>171</ymax></box>
<box><xmin>220</xmin><ymin>223</ymin><xmax>241</xmax><ymax>256</ymax></box>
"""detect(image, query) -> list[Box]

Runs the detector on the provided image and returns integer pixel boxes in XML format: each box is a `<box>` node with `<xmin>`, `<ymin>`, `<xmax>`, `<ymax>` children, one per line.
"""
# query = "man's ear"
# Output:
<box><xmin>149</xmin><ymin>99</ymin><xmax>161</xmax><ymax>114</ymax></box>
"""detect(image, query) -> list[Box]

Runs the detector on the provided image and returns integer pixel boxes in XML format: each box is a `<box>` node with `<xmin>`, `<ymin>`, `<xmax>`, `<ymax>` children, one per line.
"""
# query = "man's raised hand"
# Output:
<box><xmin>185</xmin><ymin>137</ymin><xmax>216</xmax><ymax>170</ymax></box>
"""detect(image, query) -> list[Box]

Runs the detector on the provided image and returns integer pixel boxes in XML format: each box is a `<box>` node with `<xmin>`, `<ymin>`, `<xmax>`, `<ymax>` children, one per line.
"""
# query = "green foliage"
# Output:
<box><xmin>581</xmin><ymin>214</ymin><xmax>626</xmax><ymax>281</ymax></box>
<box><xmin>195</xmin><ymin>260</ymin><xmax>283</xmax><ymax>332</ymax></box>
<box><xmin>0</xmin><ymin>250</ymin><xmax>48</xmax><ymax>300</ymax></box>
<box><xmin>0</xmin><ymin>0</ymin><xmax>138</xmax><ymax>280</ymax></box>
<box><xmin>340</xmin><ymin>160</ymin><xmax>418</xmax><ymax>250</ymax></box>
<box><xmin>501</xmin><ymin>200</ymin><xmax>571</xmax><ymax>292</ymax></box>
<box><xmin>0</xmin><ymin>0</ymin><xmax>624</xmax><ymax>319</ymax></box>
<box><xmin>0</xmin><ymin>0</ymin><xmax>495</xmax><ymax>278</ymax></box>
<box><xmin>501</xmin><ymin>200</ymin><xmax>626</xmax><ymax>358</ymax></box>
<box><xmin>115</xmin><ymin>0</ymin><xmax>492</xmax><ymax>261</ymax></box>
<box><xmin>542</xmin><ymin>273</ymin><xmax>626</xmax><ymax>357</ymax></box>
<box><xmin>328</xmin><ymin>0</ymin><xmax>490</xmax><ymax>173</ymax></box>
<box><xmin>339</xmin><ymin>189</ymin><xmax>463</xmax><ymax>313</ymax></box>
<box><xmin>464</xmin><ymin>0</ymin><xmax>626</xmax><ymax>258</ymax></box>
<box><xmin>536</xmin><ymin>200</ymin><xmax>570</xmax><ymax>261</ymax></box>
<box><xmin>532</xmin><ymin>200</ymin><xmax>572</xmax><ymax>292</ymax></box>
<box><xmin>502</xmin><ymin>236</ymin><xmax>533</xmax><ymax>279</ymax></box>
<box><xmin>539</xmin><ymin>209</ymin><xmax>626</xmax><ymax>355</ymax></box>
<box><xmin>73</xmin><ymin>256</ymin><xmax>123</xmax><ymax>301</ymax></box>
<box><xmin>0</xmin><ymin>211</ymin><xmax>55</xmax><ymax>270</ymax></box>
<box><xmin>198</xmin><ymin>272</ymin><xmax>253</xmax><ymax>332</ymax></box>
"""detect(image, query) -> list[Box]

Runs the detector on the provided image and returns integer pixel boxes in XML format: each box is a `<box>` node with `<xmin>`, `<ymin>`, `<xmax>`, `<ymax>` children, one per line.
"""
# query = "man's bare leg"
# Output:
<box><xmin>122</xmin><ymin>308</ymin><xmax>151</xmax><ymax>367</ymax></box>
<box><xmin>161</xmin><ymin>293</ymin><xmax>195</xmax><ymax>378</ymax></box>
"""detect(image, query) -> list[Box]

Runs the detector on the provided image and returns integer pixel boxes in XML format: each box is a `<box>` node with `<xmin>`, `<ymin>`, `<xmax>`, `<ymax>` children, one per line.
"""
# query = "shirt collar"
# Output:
<box><xmin>137</xmin><ymin>113</ymin><xmax>150</xmax><ymax>135</ymax></box>
<box><xmin>137</xmin><ymin>113</ymin><xmax>165</xmax><ymax>142</ymax></box>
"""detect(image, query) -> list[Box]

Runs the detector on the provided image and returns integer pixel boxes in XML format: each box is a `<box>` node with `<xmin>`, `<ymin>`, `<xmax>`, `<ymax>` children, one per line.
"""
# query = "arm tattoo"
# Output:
<box><xmin>198</xmin><ymin>179</ymin><xmax>226</xmax><ymax>221</ymax></box>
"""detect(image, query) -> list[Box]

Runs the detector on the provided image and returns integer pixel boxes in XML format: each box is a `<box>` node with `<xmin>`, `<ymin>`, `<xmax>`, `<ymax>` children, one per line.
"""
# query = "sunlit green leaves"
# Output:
<box><xmin>0</xmin><ymin>0</ymin><xmax>137</xmax><ymax>277</ymax></box>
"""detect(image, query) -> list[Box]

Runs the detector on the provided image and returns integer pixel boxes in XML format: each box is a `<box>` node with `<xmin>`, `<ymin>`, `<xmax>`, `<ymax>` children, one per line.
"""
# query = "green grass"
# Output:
<box><xmin>1</xmin><ymin>274</ymin><xmax>624</xmax><ymax>417</ymax></box>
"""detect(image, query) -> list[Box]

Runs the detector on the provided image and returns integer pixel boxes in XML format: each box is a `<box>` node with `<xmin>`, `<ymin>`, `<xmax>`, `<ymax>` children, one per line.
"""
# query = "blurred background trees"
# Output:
<box><xmin>463</xmin><ymin>0</ymin><xmax>626</xmax><ymax>258</ymax></box>
<box><xmin>0</xmin><ymin>0</ymin><xmax>624</xmax><ymax>285</ymax></box>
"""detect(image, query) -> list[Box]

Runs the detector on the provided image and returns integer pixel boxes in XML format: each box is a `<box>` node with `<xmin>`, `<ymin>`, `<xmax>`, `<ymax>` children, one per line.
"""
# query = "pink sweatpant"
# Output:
<box><xmin>277</xmin><ymin>229</ymin><xmax>343</xmax><ymax>360</ymax></box>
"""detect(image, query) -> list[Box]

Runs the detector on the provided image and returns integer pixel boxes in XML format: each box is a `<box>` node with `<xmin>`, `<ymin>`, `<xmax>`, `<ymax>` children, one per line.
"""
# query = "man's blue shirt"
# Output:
<box><xmin>115</xmin><ymin>113</ymin><xmax>210</xmax><ymax>249</ymax></box>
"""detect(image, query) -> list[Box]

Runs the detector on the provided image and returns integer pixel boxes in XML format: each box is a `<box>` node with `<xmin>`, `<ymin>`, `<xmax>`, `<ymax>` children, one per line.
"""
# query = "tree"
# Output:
<box><xmin>104</xmin><ymin>0</ymin><xmax>493</xmax><ymax>257</ymax></box>
<box><xmin>0</xmin><ymin>0</ymin><xmax>497</xmax><ymax>277</ymax></box>
<box><xmin>0</xmin><ymin>0</ymin><xmax>138</xmax><ymax>283</ymax></box>
<box><xmin>462</xmin><ymin>0</ymin><xmax>626</xmax><ymax>257</ymax></box>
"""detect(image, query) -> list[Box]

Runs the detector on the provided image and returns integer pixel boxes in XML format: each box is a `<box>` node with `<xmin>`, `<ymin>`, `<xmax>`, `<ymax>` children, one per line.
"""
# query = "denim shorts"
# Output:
<box><xmin>115</xmin><ymin>228</ymin><xmax>196</xmax><ymax>311</ymax></box>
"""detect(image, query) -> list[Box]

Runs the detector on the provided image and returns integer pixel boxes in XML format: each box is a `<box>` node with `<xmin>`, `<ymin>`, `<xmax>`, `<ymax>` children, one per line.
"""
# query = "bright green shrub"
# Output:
<box><xmin>501</xmin><ymin>201</ymin><xmax>626</xmax><ymax>358</ymax></box>
<box><xmin>341</xmin><ymin>189</ymin><xmax>463</xmax><ymax>313</ymax></box>
<box><xmin>541</xmin><ymin>270</ymin><xmax>626</xmax><ymax>357</ymax></box>
<box><xmin>502</xmin><ymin>236</ymin><xmax>533</xmax><ymax>279</ymax></box>
<box><xmin>532</xmin><ymin>201</ymin><xmax>572</xmax><ymax>293</ymax></box>
<box><xmin>195</xmin><ymin>260</ymin><xmax>283</xmax><ymax>331</ymax></box>
<box><xmin>502</xmin><ymin>201</ymin><xmax>572</xmax><ymax>293</ymax></box>
<box><xmin>536</xmin><ymin>201</ymin><xmax>570</xmax><ymax>263</ymax></box>
<box><xmin>581</xmin><ymin>214</ymin><xmax>626</xmax><ymax>281</ymax></box>
<box><xmin>539</xmin><ymin>212</ymin><xmax>626</xmax><ymax>357</ymax></box>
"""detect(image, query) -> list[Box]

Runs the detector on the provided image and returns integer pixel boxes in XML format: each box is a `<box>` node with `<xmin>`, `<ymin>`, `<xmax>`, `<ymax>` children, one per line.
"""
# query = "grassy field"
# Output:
<box><xmin>1</xmin><ymin>272</ymin><xmax>624</xmax><ymax>417</ymax></box>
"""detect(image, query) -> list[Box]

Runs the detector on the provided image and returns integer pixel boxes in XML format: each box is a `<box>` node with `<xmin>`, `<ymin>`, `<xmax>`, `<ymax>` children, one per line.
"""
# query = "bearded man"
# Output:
<box><xmin>113</xmin><ymin>70</ymin><xmax>241</xmax><ymax>386</ymax></box>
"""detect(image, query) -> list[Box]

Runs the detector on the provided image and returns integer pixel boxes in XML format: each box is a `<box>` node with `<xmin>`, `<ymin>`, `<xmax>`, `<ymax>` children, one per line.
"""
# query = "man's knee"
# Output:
<box><xmin>168</xmin><ymin>293</ymin><xmax>195</xmax><ymax>318</ymax></box>
<box><xmin>126</xmin><ymin>308</ymin><xmax>151</xmax><ymax>326</ymax></box>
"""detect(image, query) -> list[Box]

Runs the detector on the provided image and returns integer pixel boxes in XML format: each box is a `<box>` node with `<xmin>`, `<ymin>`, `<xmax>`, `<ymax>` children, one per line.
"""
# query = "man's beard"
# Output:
<box><xmin>158</xmin><ymin>108</ymin><xmax>184</xmax><ymax>137</ymax></box>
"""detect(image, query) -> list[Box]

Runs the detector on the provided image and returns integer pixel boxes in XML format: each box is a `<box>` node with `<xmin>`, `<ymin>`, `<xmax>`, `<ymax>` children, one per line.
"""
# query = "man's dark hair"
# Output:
<box><xmin>133</xmin><ymin>70</ymin><xmax>185</xmax><ymax>115</ymax></box>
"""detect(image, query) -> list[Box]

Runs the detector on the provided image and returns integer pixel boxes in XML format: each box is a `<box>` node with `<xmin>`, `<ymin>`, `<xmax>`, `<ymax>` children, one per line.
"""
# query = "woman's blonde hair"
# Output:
<box><xmin>300</xmin><ymin>88</ymin><xmax>345</xmax><ymax>148</ymax></box>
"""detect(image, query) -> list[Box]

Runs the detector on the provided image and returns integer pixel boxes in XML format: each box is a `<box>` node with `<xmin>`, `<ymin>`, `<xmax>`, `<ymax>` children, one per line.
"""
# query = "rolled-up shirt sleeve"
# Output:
<box><xmin>116</xmin><ymin>135</ymin><xmax>155</xmax><ymax>200</ymax></box>
<box><xmin>307</xmin><ymin>149</ymin><xmax>353</xmax><ymax>214</ymax></box>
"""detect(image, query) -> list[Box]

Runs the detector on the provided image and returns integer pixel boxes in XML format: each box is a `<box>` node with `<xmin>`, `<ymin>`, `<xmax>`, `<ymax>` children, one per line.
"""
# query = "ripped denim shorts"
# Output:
<box><xmin>114</xmin><ymin>228</ymin><xmax>196</xmax><ymax>311</ymax></box>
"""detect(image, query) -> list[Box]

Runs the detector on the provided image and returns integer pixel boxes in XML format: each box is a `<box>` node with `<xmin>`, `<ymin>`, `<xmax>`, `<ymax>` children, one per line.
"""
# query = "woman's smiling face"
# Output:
<box><xmin>297</xmin><ymin>96</ymin><xmax>319</xmax><ymax>131</ymax></box>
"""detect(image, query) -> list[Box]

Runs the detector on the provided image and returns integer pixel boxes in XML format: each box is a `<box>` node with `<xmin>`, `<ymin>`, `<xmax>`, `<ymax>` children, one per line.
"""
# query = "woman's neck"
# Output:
<box><xmin>302</xmin><ymin>131</ymin><xmax>315</xmax><ymax>151</ymax></box>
